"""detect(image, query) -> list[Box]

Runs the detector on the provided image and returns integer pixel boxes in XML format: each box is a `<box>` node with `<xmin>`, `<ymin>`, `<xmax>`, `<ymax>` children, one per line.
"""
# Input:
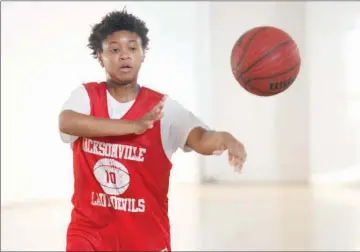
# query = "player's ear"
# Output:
<box><xmin>97</xmin><ymin>53</ymin><xmax>104</xmax><ymax>68</ymax></box>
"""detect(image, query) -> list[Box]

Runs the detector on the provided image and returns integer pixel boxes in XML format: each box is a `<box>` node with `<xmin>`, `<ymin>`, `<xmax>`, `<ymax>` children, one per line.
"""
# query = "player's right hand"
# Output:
<box><xmin>133</xmin><ymin>98</ymin><xmax>165</xmax><ymax>135</ymax></box>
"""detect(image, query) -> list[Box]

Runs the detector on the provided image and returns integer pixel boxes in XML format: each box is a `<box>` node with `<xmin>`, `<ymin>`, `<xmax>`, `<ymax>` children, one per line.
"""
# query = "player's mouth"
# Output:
<box><xmin>119</xmin><ymin>64</ymin><xmax>133</xmax><ymax>73</ymax></box>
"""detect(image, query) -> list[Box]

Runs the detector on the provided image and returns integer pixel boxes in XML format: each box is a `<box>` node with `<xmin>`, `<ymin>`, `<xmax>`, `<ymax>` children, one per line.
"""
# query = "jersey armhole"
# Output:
<box><xmin>158</xmin><ymin>120</ymin><xmax>173</xmax><ymax>166</ymax></box>
<box><xmin>82</xmin><ymin>83</ymin><xmax>94</xmax><ymax>116</ymax></box>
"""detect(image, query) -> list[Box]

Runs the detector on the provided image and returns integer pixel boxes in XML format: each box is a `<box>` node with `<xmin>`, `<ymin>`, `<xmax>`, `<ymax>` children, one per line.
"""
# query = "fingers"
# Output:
<box><xmin>146</xmin><ymin>99</ymin><xmax>165</xmax><ymax>121</ymax></box>
<box><xmin>228</xmin><ymin>142</ymin><xmax>246</xmax><ymax>173</ymax></box>
<box><xmin>135</xmin><ymin>98</ymin><xmax>166</xmax><ymax>135</ymax></box>
<box><xmin>152</xmin><ymin>98</ymin><xmax>165</xmax><ymax>114</ymax></box>
<box><xmin>228</xmin><ymin>142</ymin><xmax>245</xmax><ymax>159</ymax></box>
<box><xmin>228</xmin><ymin>154</ymin><xmax>243</xmax><ymax>173</ymax></box>
<box><xmin>231</xmin><ymin>141</ymin><xmax>245</xmax><ymax>155</ymax></box>
<box><xmin>212</xmin><ymin>138</ymin><xmax>247</xmax><ymax>173</ymax></box>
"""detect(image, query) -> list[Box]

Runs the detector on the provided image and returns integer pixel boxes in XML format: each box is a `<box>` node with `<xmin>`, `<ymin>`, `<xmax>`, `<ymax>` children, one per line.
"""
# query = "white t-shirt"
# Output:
<box><xmin>60</xmin><ymin>85</ymin><xmax>209</xmax><ymax>160</ymax></box>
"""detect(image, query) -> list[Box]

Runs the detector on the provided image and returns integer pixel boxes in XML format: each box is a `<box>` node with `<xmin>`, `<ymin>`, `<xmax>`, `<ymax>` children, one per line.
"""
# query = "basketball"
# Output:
<box><xmin>230</xmin><ymin>26</ymin><xmax>301</xmax><ymax>96</ymax></box>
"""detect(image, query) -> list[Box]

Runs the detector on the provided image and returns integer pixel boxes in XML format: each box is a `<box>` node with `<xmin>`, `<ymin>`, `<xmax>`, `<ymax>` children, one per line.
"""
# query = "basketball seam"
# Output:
<box><xmin>240</xmin><ymin>39</ymin><xmax>293</xmax><ymax>83</ymax></box>
<box><xmin>245</xmin><ymin>62</ymin><xmax>300</xmax><ymax>85</ymax></box>
<box><xmin>231</xmin><ymin>31</ymin><xmax>249</xmax><ymax>71</ymax></box>
<box><xmin>233</xmin><ymin>27</ymin><xmax>268</xmax><ymax>73</ymax></box>
<box><xmin>245</xmin><ymin>63</ymin><xmax>300</xmax><ymax>96</ymax></box>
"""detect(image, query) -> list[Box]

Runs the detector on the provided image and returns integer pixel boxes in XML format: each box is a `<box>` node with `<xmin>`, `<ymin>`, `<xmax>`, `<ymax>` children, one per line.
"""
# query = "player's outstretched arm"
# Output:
<box><xmin>59</xmin><ymin>110</ymin><xmax>135</xmax><ymax>137</ymax></box>
<box><xmin>59</xmin><ymin>99</ymin><xmax>164</xmax><ymax>138</ymax></box>
<box><xmin>186</xmin><ymin>128</ymin><xmax>247</xmax><ymax>172</ymax></box>
<box><xmin>165</xmin><ymin>97</ymin><xmax>247</xmax><ymax>172</ymax></box>
<box><xmin>59</xmin><ymin>85</ymin><xmax>165</xmax><ymax>139</ymax></box>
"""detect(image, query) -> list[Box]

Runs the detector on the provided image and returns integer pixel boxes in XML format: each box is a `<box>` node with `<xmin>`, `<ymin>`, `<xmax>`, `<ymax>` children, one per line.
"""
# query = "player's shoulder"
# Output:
<box><xmin>70</xmin><ymin>81</ymin><xmax>105</xmax><ymax>96</ymax></box>
<box><xmin>141</xmin><ymin>86</ymin><xmax>166</xmax><ymax>102</ymax></box>
<box><xmin>83</xmin><ymin>81</ymin><xmax>105</xmax><ymax>88</ymax></box>
<box><xmin>68</xmin><ymin>84</ymin><xmax>88</xmax><ymax>98</ymax></box>
<box><xmin>162</xmin><ymin>94</ymin><xmax>189</xmax><ymax>114</ymax></box>
<box><xmin>140</xmin><ymin>86</ymin><xmax>183</xmax><ymax>109</ymax></box>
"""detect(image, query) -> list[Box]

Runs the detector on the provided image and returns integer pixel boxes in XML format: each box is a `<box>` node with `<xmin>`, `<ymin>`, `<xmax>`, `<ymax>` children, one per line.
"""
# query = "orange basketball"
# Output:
<box><xmin>230</xmin><ymin>26</ymin><xmax>301</xmax><ymax>96</ymax></box>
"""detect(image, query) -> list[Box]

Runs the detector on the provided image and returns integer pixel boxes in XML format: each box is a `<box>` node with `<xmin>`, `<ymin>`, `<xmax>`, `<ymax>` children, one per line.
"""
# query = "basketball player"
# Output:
<box><xmin>59</xmin><ymin>10</ymin><xmax>247</xmax><ymax>252</ymax></box>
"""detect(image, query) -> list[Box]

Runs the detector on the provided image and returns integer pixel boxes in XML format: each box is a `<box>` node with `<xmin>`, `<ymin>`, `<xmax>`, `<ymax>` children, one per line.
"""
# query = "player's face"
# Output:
<box><xmin>98</xmin><ymin>30</ymin><xmax>145</xmax><ymax>85</ymax></box>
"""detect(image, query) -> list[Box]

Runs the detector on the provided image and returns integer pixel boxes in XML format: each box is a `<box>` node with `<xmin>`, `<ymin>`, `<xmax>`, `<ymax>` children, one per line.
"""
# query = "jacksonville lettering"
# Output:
<box><xmin>83</xmin><ymin>138</ymin><xmax>146</xmax><ymax>162</ymax></box>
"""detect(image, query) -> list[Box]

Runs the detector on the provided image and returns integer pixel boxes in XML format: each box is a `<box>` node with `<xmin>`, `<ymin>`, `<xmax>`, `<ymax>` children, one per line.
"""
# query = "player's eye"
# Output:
<box><xmin>110</xmin><ymin>48</ymin><xmax>120</xmax><ymax>53</ymax></box>
<box><xmin>129</xmin><ymin>47</ymin><xmax>137</xmax><ymax>52</ymax></box>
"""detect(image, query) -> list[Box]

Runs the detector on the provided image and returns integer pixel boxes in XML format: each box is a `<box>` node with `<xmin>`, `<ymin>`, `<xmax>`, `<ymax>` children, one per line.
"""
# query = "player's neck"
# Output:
<box><xmin>106</xmin><ymin>80</ymin><xmax>140</xmax><ymax>103</ymax></box>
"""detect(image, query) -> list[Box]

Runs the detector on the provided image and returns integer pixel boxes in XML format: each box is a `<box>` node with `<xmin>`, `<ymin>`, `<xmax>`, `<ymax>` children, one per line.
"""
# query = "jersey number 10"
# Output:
<box><xmin>106</xmin><ymin>171</ymin><xmax>116</xmax><ymax>184</ymax></box>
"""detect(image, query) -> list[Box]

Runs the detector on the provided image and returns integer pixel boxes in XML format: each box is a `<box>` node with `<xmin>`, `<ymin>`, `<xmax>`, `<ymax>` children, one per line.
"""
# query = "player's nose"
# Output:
<box><xmin>119</xmin><ymin>51</ymin><xmax>131</xmax><ymax>60</ymax></box>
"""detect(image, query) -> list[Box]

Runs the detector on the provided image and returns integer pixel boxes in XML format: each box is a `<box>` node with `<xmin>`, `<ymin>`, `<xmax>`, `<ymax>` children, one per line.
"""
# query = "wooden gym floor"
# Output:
<box><xmin>2</xmin><ymin>184</ymin><xmax>360</xmax><ymax>251</ymax></box>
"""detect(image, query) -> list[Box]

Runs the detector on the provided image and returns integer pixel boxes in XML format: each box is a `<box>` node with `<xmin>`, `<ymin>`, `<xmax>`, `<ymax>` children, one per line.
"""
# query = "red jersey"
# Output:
<box><xmin>66</xmin><ymin>82</ymin><xmax>173</xmax><ymax>251</ymax></box>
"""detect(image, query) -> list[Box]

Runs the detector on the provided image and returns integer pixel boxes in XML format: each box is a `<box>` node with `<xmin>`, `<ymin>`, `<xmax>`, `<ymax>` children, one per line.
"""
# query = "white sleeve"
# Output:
<box><xmin>59</xmin><ymin>85</ymin><xmax>91</xmax><ymax>143</ymax></box>
<box><xmin>161</xmin><ymin>96</ymin><xmax>211</xmax><ymax>159</ymax></box>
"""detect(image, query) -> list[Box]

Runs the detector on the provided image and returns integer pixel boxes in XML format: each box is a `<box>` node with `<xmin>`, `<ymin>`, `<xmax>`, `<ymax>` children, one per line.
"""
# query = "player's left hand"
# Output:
<box><xmin>213</xmin><ymin>133</ymin><xmax>247</xmax><ymax>173</ymax></box>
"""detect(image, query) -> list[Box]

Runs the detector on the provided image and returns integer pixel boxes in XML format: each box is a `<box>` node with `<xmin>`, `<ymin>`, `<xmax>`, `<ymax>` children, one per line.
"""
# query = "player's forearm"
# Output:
<box><xmin>187</xmin><ymin>128</ymin><xmax>232</xmax><ymax>155</ymax></box>
<box><xmin>197</xmin><ymin>131</ymin><xmax>232</xmax><ymax>155</ymax></box>
<box><xmin>59</xmin><ymin>110</ymin><xmax>135</xmax><ymax>137</ymax></box>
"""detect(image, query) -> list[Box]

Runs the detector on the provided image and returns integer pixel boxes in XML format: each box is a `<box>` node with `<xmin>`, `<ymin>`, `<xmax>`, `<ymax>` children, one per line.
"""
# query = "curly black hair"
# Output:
<box><xmin>88</xmin><ymin>9</ymin><xmax>150</xmax><ymax>58</ymax></box>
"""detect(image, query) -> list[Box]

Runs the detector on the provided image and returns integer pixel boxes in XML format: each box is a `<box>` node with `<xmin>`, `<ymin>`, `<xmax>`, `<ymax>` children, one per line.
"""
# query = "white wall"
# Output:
<box><xmin>306</xmin><ymin>2</ymin><xmax>360</xmax><ymax>184</ymax></box>
<box><xmin>1</xmin><ymin>1</ymin><xmax>206</xmax><ymax>205</ymax></box>
<box><xmin>202</xmin><ymin>2</ymin><xmax>310</xmax><ymax>183</ymax></box>
<box><xmin>201</xmin><ymin>2</ymin><xmax>360</xmax><ymax>185</ymax></box>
